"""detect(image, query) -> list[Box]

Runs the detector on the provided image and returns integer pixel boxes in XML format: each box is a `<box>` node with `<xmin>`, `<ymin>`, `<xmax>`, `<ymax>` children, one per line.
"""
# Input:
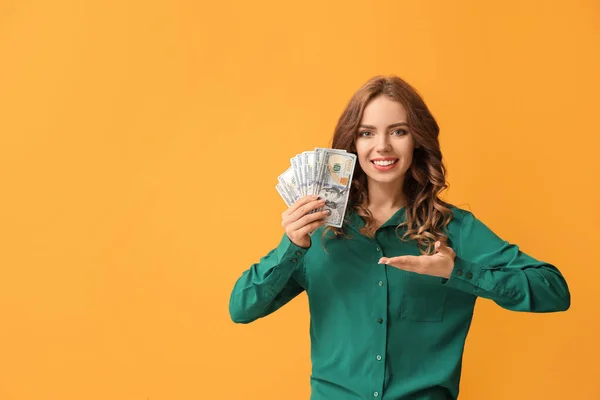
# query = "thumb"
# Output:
<box><xmin>435</xmin><ymin>241</ymin><xmax>449</xmax><ymax>253</ymax></box>
<box><xmin>435</xmin><ymin>240</ymin><xmax>455</xmax><ymax>257</ymax></box>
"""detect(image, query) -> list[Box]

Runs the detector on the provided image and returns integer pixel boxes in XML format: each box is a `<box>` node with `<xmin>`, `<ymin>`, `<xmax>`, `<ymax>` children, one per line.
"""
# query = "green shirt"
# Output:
<box><xmin>229</xmin><ymin>206</ymin><xmax>570</xmax><ymax>399</ymax></box>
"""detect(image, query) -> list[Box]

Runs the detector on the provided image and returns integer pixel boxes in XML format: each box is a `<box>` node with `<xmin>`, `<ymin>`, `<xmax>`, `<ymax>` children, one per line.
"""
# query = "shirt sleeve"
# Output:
<box><xmin>442</xmin><ymin>211</ymin><xmax>571</xmax><ymax>312</ymax></box>
<box><xmin>229</xmin><ymin>233</ymin><xmax>308</xmax><ymax>323</ymax></box>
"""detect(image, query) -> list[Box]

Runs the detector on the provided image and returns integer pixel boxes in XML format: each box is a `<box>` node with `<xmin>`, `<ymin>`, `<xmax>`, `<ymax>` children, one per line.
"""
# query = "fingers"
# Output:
<box><xmin>281</xmin><ymin>195</ymin><xmax>330</xmax><ymax>248</ymax></box>
<box><xmin>282</xmin><ymin>195</ymin><xmax>320</xmax><ymax>218</ymax></box>
<box><xmin>435</xmin><ymin>241</ymin><xmax>456</xmax><ymax>258</ymax></box>
<box><xmin>378</xmin><ymin>255</ymin><xmax>424</xmax><ymax>272</ymax></box>
<box><xmin>296</xmin><ymin>218</ymin><xmax>327</xmax><ymax>237</ymax></box>
<box><xmin>287</xmin><ymin>208</ymin><xmax>329</xmax><ymax>233</ymax></box>
<box><xmin>284</xmin><ymin>207</ymin><xmax>328</xmax><ymax>248</ymax></box>
<box><xmin>435</xmin><ymin>241</ymin><xmax>448</xmax><ymax>253</ymax></box>
<box><xmin>287</xmin><ymin>198</ymin><xmax>326</xmax><ymax>223</ymax></box>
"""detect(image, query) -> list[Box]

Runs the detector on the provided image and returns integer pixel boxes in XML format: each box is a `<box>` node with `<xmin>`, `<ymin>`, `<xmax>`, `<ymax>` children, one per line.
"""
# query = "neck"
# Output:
<box><xmin>366</xmin><ymin>178</ymin><xmax>407</xmax><ymax>212</ymax></box>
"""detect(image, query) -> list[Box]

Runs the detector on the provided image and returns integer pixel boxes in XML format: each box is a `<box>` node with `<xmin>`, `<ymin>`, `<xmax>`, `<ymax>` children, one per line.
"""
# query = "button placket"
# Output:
<box><xmin>372</xmin><ymin>239</ymin><xmax>386</xmax><ymax>400</ymax></box>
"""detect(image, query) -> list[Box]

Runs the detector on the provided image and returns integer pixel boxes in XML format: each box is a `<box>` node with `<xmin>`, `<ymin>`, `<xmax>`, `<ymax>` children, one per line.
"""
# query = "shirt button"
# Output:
<box><xmin>376</xmin><ymin>354</ymin><xmax>382</xmax><ymax>361</ymax></box>
<box><xmin>466</xmin><ymin>272</ymin><xmax>473</xmax><ymax>279</ymax></box>
<box><xmin>291</xmin><ymin>258</ymin><xmax>297</xmax><ymax>263</ymax></box>
<box><xmin>374</xmin><ymin>392</ymin><xmax>379</xmax><ymax>397</ymax></box>
<box><xmin>376</xmin><ymin>247</ymin><xmax>381</xmax><ymax>252</ymax></box>
<box><xmin>378</xmin><ymin>280</ymin><xmax>383</xmax><ymax>286</ymax></box>
<box><xmin>456</xmin><ymin>269</ymin><xmax>463</xmax><ymax>276</ymax></box>
<box><xmin>377</xmin><ymin>318</ymin><xmax>383</xmax><ymax>324</ymax></box>
<box><xmin>295</xmin><ymin>251</ymin><xmax>302</xmax><ymax>256</ymax></box>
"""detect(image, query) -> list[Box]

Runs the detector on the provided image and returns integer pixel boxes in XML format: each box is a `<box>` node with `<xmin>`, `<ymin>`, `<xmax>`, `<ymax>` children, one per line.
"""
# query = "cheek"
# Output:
<box><xmin>355</xmin><ymin>144</ymin><xmax>370</xmax><ymax>165</ymax></box>
<box><xmin>397</xmin><ymin>155</ymin><xmax>414</xmax><ymax>174</ymax></box>
<box><xmin>354</xmin><ymin>143</ymin><xmax>366</xmax><ymax>157</ymax></box>
<box><xmin>397</xmin><ymin>143</ymin><xmax>415</xmax><ymax>165</ymax></box>
<box><xmin>358</xmin><ymin>156</ymin><xmax>371</xmax><ymax>172</ymax></box>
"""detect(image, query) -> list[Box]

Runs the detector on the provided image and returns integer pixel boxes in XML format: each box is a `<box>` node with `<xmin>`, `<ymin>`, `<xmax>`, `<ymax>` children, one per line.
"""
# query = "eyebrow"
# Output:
<box><xmin>358</xmin><ymin>122</ymin><xmax>408</xmax><ymax>129</ymax></box>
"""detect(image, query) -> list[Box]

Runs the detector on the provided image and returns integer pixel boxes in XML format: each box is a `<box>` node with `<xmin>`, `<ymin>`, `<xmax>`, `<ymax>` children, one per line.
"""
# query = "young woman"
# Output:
<box><xmin>229</xmin><ymin>75</ymin><xmax>570</xmax><ymax>400</ymax></box>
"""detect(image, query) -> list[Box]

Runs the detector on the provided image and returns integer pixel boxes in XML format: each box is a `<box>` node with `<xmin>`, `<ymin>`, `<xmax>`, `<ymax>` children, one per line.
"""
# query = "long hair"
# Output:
<box><xmin>323</xmin><ymin>75</ymin><xmax>453</xmax><ymax>255</ymax></box>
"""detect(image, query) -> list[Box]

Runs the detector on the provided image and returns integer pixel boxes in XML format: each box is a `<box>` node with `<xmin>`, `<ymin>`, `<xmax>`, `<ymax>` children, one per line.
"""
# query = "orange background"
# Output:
<box><xmin>0</xmin><ymin>1</ymin><xmax>598</xmax><ymax>399</ymax></box>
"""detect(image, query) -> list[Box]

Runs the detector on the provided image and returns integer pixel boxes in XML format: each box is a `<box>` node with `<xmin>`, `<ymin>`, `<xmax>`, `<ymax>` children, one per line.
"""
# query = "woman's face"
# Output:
<box><xmin>354</xmin><ymin>95</ymin><xmax>417</xmax><ymax>186</ymax></box>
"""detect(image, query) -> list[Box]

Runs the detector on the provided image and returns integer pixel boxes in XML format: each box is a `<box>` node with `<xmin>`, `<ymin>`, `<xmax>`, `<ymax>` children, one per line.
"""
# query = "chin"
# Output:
<box><xmin>366</xmin><ymin>173</ymin><xmax>405</xmax><ymax>185</ymax></box>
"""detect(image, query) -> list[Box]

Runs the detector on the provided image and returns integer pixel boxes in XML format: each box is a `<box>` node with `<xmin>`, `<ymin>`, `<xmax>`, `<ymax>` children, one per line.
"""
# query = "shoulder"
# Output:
<box><xmin>444</xmin><ymin>204</ymin><xmax>478</xmax><ymax>236</ymax></box>
<box><xmin>444</xmin><ymin>203</ymin><xmax>504</xmax><ymax>247</ymax></box>
<box><xmin>447</xmin><ymin>204</ymin><xmax>473</xmax><ymax>221</ymax></box>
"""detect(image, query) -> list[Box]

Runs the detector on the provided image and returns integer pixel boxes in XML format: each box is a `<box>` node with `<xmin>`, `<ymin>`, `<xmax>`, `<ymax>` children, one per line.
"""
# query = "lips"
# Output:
<box><xmin>370</xmin><ymin>158</ymin><xmax>399</xmax><ymax>171</ymax></box>
<box><xmin>371</xmin><ymin>158</ymin><xmax>399</xmax><ymax>167</ymax></box>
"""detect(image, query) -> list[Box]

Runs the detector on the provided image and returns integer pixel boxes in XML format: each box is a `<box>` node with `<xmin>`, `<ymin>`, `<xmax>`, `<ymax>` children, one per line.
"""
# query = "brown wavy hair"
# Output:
<box><xmin>322</xmin><ymin>75</ymin><xmax>454</xmax><ymax>255</ymax></box>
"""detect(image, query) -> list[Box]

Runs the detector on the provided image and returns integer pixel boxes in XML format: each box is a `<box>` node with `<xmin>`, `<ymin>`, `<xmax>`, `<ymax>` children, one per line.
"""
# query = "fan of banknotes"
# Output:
<box><xmin>276</xmin><ymin>148</ymin><xmax>357</xmax><ymax>228</ymax></box>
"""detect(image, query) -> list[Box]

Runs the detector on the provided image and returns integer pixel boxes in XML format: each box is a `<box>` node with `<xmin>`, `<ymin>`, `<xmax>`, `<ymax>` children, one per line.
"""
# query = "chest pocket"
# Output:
<box><xmin>401</xmin><ymin>272</ymin><xmax>448</xmax><ymax>322</ymax></box>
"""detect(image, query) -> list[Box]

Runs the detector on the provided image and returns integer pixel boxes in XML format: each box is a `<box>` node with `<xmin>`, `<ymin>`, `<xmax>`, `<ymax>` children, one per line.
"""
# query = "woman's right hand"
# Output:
<box><xmin>282</xmin><ymin>195</ymin><xmax>330</xmax><ymax>248</ymax></box>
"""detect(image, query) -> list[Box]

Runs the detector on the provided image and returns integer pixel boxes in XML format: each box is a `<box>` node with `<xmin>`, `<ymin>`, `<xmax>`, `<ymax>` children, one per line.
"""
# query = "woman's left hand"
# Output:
<box><xmin>378</xmin><ymin>241</ymin><xmax>456</xmax><ymax>279</ymax></box>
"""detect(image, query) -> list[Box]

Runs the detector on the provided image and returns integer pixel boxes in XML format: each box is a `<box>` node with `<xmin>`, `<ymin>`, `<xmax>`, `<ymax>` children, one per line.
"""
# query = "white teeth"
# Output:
<box><xmin>373</xmin><ymin>160</ymin><xmax>397</xmax><ymax>166</ymax></box>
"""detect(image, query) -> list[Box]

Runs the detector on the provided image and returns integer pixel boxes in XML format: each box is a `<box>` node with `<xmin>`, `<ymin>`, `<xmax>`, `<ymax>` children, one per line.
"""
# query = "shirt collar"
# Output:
<box><xmin>345</xmin><ymin>206</ymin><xmax>407</xmax><ymax>232</ymax></box>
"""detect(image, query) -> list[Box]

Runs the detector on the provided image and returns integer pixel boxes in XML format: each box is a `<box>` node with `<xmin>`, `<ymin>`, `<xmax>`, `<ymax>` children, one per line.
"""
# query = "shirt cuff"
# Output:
<box><xmin>441</xmin><ymin>257</ymin><xmax>484</xmax><ymax>294</ymax></box>
<box><xmin>273</xmin><ymin>233</ymin><xmax>310</xmax><ymax>266</ymax></box>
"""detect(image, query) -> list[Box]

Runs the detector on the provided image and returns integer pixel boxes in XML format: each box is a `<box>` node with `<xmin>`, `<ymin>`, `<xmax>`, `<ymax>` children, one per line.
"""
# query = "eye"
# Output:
<box><xmin>392</xmin><ymin>129</ymin><xmax>408</xmax><ymax>136</ymax></box>
<box><xmin>358</xmin><ymin>131</ymin><xmax>373</xmax><ymax>137</ymax></box>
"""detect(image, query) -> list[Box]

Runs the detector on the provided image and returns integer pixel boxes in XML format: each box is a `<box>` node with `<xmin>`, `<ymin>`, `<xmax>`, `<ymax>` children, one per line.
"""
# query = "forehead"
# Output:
<box><xmin>361</xmin><ymin>95</ymin><xmax>407</xmax><ymax>124</ymax></box>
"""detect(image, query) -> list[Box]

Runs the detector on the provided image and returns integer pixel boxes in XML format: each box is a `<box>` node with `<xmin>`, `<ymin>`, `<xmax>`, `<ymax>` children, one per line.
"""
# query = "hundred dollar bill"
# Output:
<box><xmin>302</xmin><ymin>151</ymin><xmax>316</xmax><ymax>196</ymax></box>
<box><xmin>276</xmin><ymin>183</ymin><xmax>293</xmax><ymax>207</ymax></box>
<box><xmin>298</xmin><ymin>153</ymin><xmax>307</xmax><ymax>196</ymax></box>
<box><xmin>313</xmin><ymin>148</ymin><xmax>324</xmax><ymax>194</ymax></box>
<box><xmin>316</xmin><ymin>149</ymin><xmax>356</xmax><ymax>228</ymax></box>
<box><xmin>278</xmin><ymin>166</ymin><xmax>301</xmax><ymax>202</ymax></box>
<box><xmin>310</xmin><ymin>148</ymin><xmax>327</xmax><ymax>213</ymax></box>
<box><xmin>291</xmin><ymin>156</ymin><xmax>304</xmax><ymax>197</ymax></box>
<box><xmin>312</xmin><ymin>148</ymin><xmax>346</xmax><ymax>214</ymax></box>
<box><xmin>314</xmin><ymin>147</ymin><xmax>346</xmax><ymax>195</ymax></box>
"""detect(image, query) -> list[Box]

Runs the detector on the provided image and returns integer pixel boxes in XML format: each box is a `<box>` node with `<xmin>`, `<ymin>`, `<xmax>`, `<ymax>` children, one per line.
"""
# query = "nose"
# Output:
<box><xmin>375</xmin><ymin>134</ymin><xmax>392</xmax><ymax>153</ymax></box>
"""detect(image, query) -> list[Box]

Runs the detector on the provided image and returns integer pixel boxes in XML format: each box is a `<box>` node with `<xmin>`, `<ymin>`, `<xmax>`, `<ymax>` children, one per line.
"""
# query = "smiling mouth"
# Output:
<box><xmin>371</xmin><ymin>159</ymin><xmax>399</xmax><ymax>167</ymax></box>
